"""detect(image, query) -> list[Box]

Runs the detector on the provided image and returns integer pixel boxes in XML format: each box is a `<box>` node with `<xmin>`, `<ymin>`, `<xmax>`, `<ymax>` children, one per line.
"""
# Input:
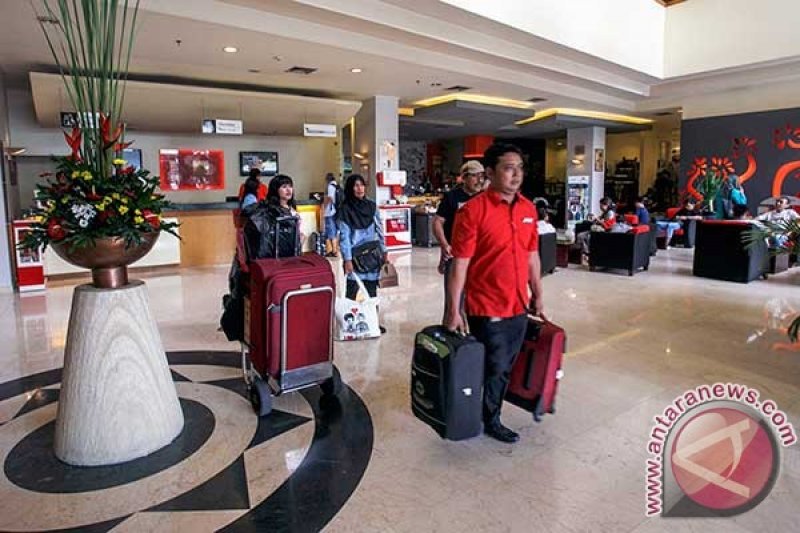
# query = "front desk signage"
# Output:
<box><xmin>61</xmin><ymin>111</ymin><xmax>99</xmax><ymax>129</ymax></box>
<box><xmin>303</xmin><ymin>123</ymin><xmax>337</xmax><ymax>137</ymax></box>
<box><xmin>202</xmin><ymin>119</ymin><xmax>244</xmax><ymax>135</ymax></box>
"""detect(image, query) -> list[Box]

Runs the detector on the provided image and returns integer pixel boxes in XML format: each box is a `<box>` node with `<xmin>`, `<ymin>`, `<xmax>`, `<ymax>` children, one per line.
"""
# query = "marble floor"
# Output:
<box><xmin>1</xmin><ymin>247</ymin><xmax>799</xmax><ymax>532</ymax></box>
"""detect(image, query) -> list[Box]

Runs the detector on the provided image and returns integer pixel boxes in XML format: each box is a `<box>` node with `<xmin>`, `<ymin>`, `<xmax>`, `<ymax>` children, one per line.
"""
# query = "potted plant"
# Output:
<box><xmin>20</xmin><ymin>0</ymin><xmax>177</xmax><ymax>288</ymax></box>
<box><xmin>694</xmin><ymin>169</ymin><xmax>724</xmax><ymax>215</ymax></box>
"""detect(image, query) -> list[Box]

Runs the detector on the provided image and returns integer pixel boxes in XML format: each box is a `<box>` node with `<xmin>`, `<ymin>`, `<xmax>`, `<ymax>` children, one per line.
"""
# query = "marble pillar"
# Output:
<box><xmin>54</xmin><ymin>281</ymin><xmax>184</xmax><ymax>466</ymax></box>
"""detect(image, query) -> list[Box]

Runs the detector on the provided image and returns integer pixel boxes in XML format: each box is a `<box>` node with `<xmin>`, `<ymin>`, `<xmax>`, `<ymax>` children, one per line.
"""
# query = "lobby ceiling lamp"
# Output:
<box><xmin>223</xmin><ymin>46</ymin><xmax>238</xmax><ymax>53</ymax></box>
<box><xmin>413</xmin><ymin>93</ymin><xmax>535</xmax><ymax>110</ymax></box>
<box><xmin>353</xmin><ymin>152</ymin><xmax>366</xmax><ymax>160</ymax></box>
<box><xmin>515</xmin><ymin>108</ymin><xmax>653</xmax><ymax>126</ymax></box>
<box><xmin>350</xmin><ymin>67</ymin><xmax>363</xmax><ymax>73</ymax></box>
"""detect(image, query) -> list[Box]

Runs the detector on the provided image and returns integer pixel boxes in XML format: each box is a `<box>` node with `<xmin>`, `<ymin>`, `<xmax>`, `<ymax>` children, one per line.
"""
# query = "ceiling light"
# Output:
<box><xmin>223</xmin><ymin>46</ymin><xmax>238</xmax><ymax>53</ymax></box>
<box><xmin>353</xmin><ymin>152</ymin><xmax>366</xmax><ymax>160</ymax></box>
<box><xmin>515</xmin><ymin>108</ymin><xmax>653</xmax><ymax>126</ymax></box>
<box><xmin>398</xmin><ymin>107</ymin><xmax>415</xmax><ymax>117</ymax></box>
<box><xmin>350</xmin><ymin>67</ymin><xmax>362</xmax><ymax>73</ymax></box>
<box><xmin>414</xmin><ymin>93</ymin><xmax>536</xmax><ymax>110</ymax></box>
<box><xmin>7</xmin><ymin>147</ymin><xmax>27</xmax><ymax>156</ymax></box>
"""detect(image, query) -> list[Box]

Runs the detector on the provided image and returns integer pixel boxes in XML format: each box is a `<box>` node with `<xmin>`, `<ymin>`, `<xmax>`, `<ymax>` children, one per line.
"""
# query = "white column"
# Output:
<box><xmin>0</xmin><ymin>71</ymin><xmax>13</xmax><ymax>289</ymax></box>
<box><xmin>567</xmin><ymin>126</ymin><xmax>606</xmax><ymax>216</ymax></box>
<box><xmin>353</xmin><ymin>96</ymin><xmax>399</xmax><ymax>204</ymax></box>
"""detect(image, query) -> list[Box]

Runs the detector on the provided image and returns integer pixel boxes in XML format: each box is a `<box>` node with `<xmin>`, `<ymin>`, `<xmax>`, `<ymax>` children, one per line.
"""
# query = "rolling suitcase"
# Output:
<box><xmin>245</xmin><ymin>254</ymin><xmax>335</xmax><ymax>412</ymax></box>
<box><xmin>505</xmin><ymin>317</ymin><xmax>565</xmax><ymax>422</ymax></box>
<box><xmin>411</xmin><ymin>326</ymin><xmax>484</xmax><ymax>440</ymax></box>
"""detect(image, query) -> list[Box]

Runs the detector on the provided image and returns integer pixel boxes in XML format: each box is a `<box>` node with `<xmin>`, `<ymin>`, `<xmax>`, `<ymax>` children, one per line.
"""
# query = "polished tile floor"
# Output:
<box><xmin>1</xmin><ymin>247</ymin><xmax>799</xmax><ymax>532</ymax></box>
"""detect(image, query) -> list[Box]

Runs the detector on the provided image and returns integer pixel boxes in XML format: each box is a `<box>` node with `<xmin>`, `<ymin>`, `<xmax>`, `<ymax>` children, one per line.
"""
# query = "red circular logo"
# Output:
<box><xmin>671</xmin><ymin>407</ymin><xmax>775</xmax><ymax>511</ymax></box>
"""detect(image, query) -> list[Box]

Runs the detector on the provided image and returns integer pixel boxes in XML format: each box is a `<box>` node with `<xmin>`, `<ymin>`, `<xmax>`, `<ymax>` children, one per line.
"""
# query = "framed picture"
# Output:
<box><xmin>239</xmin><ymin>151</ymin><xmax>278</xmax><ymax>177</ymax></box>
<box><xmin>158</xmin><ymin>149</ymin><xmax>225</xmax><ymax>191</ymax></box>
<box><xmin>594</xmin><ymin>148</ymin><xmax>605</xmax><ymax>173</ymax></box>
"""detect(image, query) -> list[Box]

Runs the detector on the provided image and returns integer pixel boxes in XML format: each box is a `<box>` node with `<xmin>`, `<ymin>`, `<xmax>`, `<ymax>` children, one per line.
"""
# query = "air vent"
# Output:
<box><xmin>285</xmin><ymin>66</ymin><xmax>317</xmax><ymax>75</ymax></box>
<box><xmin>654</xmin><ymin>111</ymin><xmax>672</xmax><ymax>116</ymax></box>
<box><xmin>527</xmin><ymin>97</ymin><xmax>547</xmax><ymax>103</ymax></box>
<box><xmin>446</xmin><ymin>85</ymin><xmax>472</xmax><ymax>92</ymax></box>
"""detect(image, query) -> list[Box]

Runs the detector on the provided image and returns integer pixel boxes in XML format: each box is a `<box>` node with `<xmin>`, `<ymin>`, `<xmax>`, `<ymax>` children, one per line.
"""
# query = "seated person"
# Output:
<box><xmin>756</xmin><ymin>196</ymin><xmax>799</xmax><ymax>248</ymax></box>
<box><xmin>655</xmin><ymin>198</ymin><xmax>701</xmax><ymax>246</ymax></box>
<box><xmin>634</xmin><ymin>196</ymin><xmax>651</xmax><ymax>225</ymax></box>
<box><xmin>535</xmin><ymin>198</ymin><xmax>556</xmax><ymax>234</ymax></box>
<box><xmin>575</xmin><ymin>197</ymin><xmax>616</xmax><ymax>260</ymax></box>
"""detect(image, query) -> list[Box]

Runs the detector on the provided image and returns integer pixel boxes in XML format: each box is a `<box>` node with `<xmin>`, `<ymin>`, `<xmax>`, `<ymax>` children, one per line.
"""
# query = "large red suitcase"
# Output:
<box><xmin>505</xmin><ymin>317</ymin><xmax>565</xmax><ymax>422</ymax></box>
<box><xmin>245</xmin><ymin>254</ymin><xmax>335</xmax><ymax>395</ymax></box>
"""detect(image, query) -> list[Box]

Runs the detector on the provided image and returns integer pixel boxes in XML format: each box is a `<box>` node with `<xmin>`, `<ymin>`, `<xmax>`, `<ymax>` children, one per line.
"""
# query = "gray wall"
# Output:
<box><xmin>7</xmin><ymin>88</ymin><xmax>340</xmax><ymax>209</ymax></box>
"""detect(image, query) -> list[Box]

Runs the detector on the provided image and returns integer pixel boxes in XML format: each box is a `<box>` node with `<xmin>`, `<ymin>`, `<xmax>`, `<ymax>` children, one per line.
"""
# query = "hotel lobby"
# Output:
<box><xmin>1</xmin><ymin>1</ymin><xmax>799</xmax><ymax>532</ymax></box>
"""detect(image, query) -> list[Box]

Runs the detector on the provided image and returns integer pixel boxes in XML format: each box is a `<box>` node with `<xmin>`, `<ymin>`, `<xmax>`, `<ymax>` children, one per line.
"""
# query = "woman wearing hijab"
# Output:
<box><xmin>338</xmin><ymin>174</ymin><xmax>388</xmax><ymax>316</ymax></box>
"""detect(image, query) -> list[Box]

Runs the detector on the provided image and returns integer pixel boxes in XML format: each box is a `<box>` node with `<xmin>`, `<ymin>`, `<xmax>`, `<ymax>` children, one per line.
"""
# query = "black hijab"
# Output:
<box><xmin>338</xmin><ymin>174</ymin><xmax>376</xmax><ymax>230</ymax></box>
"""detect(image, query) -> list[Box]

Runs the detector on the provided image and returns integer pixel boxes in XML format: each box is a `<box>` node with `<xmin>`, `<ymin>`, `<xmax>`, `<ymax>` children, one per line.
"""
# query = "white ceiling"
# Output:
<box><xmin>3</xmin><ymin>0</ymin><xmax>800</xmax><ymax>132</ymax></box>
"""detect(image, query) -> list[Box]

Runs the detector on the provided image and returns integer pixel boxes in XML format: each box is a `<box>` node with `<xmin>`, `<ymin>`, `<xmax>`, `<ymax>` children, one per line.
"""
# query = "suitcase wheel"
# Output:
<box><xmin>320</xmin><ymin>366</ymin><xmax>343</xmax><ymax>397</ymax></box>
<box><xmin>249</xmin><ymin>377</ymin><xmax>273</xmax><ymax>417</ymax></box>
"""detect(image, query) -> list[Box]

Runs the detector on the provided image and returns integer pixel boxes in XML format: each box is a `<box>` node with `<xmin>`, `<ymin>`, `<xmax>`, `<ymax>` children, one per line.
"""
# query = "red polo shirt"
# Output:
<box><xmin>451</xmin><ymin>189</ymin><xmax>539</xmax><ymax>318</ymax></box>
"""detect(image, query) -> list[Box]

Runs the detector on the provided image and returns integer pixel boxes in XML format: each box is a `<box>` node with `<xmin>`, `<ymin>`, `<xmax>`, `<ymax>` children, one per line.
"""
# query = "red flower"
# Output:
<box><xmin>120</xmin><ymin>166</ymin><xmax>135</xmax><ymax>176</ymax></box>
<box><xmin>142</xmin><ymin>209</ymin><xmax>160</xmax><ymax>230</ymax></box>
<box><xmin>99</xmin><ymin>114</ymin><xmax>124</xmax><ymax>150</ymax></box>
<box><xmin>97</xmin><ymin>210</ymin><xmax>112</xmax><ymax>223</ymax></box>
<box><xmin>63</xmin><ymin>128</ymin><xmax>82</xmax><ymax>161</ymax></box>
<box><xmin>47</xmin><ymin>219</ymin><xmax>66</xmax><ymax>241</ymax></box>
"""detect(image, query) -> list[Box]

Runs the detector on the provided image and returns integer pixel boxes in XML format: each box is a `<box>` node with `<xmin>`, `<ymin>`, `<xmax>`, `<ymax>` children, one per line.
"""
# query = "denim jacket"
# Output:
<box><xmin>339</xmin><ymin>212</ymin><xmax>385</xmax><ymax>281</ymax></box>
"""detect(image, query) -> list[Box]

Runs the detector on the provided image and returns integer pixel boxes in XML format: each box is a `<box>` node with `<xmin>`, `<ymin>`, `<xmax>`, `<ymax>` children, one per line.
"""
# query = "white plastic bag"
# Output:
<box><xmin>335</xmin><ymin>274</ymin><xmax>381</xmax><ymax>341</ymax></box>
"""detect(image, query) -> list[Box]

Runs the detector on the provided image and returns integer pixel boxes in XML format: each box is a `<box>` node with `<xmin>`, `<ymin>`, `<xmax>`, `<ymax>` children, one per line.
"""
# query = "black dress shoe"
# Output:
<box><xmin>484</xmin><ymin>422</ymin><xmax>520</xmax><ymax>443</ymax></box>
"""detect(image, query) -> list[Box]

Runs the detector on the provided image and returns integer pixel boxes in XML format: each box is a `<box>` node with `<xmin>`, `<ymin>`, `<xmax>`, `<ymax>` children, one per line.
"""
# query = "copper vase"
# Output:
<box><xmin>50</xmin><ymin>232</ymin><xmax>159</xmax><ymax>289</ymax></box>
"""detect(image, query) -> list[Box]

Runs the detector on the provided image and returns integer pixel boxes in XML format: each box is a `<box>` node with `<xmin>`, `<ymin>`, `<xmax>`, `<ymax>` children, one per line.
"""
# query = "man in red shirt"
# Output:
<box><xmin>446</xmin><ymin>142</ymin><xmax>544</xmax><ymax>443</ymax></box>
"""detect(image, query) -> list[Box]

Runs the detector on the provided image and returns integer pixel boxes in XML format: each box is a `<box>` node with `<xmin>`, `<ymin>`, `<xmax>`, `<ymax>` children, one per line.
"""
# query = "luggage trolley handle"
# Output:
<box><xmin>280</xmin><ymin>285</ymin><xmax>336</xmax><ymax>377</ymax></box>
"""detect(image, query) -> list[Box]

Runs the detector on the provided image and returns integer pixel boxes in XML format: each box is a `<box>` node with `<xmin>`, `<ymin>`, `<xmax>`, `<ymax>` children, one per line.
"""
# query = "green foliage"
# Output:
<box><xmin>20</xmin><ymin>1</ymin><xmax>179</xmax><ymax>253</ymax></box>
<box><xmin>19</xmin><ymin>158</ymin><xmax>178</xmax><ymax>253</ymax></box>
<box><xmin>695</xmin><ymin>170</ymin><xmax>724</xmax><ymax>210</ymax></box>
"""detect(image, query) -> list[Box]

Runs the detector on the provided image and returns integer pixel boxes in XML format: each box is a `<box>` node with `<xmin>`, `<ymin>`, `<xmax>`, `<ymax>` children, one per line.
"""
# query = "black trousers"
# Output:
<box><xmin>468</xmin><ymin>314</ymin><xmax>528</xmax><ymax>426</ymax></box>
<box><xmin>346</xmin><ymin>278</ymin><xmax>378</xmax><ymax>300</ymax></box>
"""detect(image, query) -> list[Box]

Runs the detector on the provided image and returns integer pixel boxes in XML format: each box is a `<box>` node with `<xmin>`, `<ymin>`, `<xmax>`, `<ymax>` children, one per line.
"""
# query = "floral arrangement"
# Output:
<box><xmin>20</xmin><ymin>0</ymin><xmax>177</xmax><ymax>253</ymax></box>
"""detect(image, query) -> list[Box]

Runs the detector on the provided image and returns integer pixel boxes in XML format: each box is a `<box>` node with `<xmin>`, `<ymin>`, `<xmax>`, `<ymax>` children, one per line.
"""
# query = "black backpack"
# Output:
<box><xmin>242</xmin><ymin>203</ymin><xmax>301</xmax><ymax>260</ymax></box>
<box><xmin>333</xmin><ymin>183</ymin><xmax>345</xmax><ymax>212</ymax></box>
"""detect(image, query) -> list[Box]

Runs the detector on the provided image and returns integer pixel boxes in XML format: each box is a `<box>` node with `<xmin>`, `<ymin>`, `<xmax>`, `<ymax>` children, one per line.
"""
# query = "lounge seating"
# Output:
<box><xmin>589</xmin><ymin>225</ymin><xmax>651</xmax><ymax>276</ymax></box>
<box><xmin>692</xmin><ymin>221</ymin><xmax>768</xmax><ymax>283</ymax></box>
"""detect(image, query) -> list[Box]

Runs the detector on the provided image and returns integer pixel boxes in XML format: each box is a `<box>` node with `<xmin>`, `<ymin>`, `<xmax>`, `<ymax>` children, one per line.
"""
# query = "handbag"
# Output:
<box><xmin>335</xmin><ymin>274</ymin><xmax>381</xmax><ymax>341</ymax></box>
<box><xmin>351</xmin><ymin>240</ymin><xmax>384</xmax><ymax>273</ymax></box>
<box><xmin>379</xmin><ymin>262</ymin><xmax>399</xmax><ymax>288</ymax></box>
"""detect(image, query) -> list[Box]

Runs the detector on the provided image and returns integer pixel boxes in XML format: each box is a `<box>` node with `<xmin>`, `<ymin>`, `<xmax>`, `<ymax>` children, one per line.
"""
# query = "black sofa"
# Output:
<box><xmin>539</xmin><ymin>232</ymin><xmax>557</xmax><ymax>276</ymax></box>
<box><xmin>692</xmin><ymin>221</ymin><xmax>769</xmax><ymax>283</ymax></box>
<box><xmin>589</xmin><ymin>226</ymin><xmax>651</xmax><ymax>276</ymax></box>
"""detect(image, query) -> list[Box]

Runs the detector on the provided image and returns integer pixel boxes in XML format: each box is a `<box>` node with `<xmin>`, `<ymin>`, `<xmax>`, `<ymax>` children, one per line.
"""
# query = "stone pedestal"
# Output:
<box><xmin>54</xmin><ymin>281</ymin><xmax>184</xmax><ymax>466</ymax></box>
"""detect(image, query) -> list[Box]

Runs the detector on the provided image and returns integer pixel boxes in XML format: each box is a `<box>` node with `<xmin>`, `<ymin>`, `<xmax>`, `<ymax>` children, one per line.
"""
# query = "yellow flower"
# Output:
<box><xmin>112</xmin><ymin>193</ymin><xmax>121</xmax><ymax>200</ymax></box>
<box><xmin>118</xmin><ymin>205</ymin><xmax>129</xmax><ymax>215</ymax></box>
<box><xmin>135</xmin><ymin>209</ymin><xmax>141</xmax><ymax>215</ymax></box>
<box><xmin>61</xmin><ymin>197</ymin><xmax>69</xmax><ymax>204</ymax></box>
<box><xmin>96</xmin><ymin>202</ymin><xmax>106</xmax><ymax>212</ymax></box>
<box><xmin>121</xmin><ymin>197</ymin><xmax>128</xmax><ymax>204</ymax></box>
<box><xmin>81</xmin><ymin>171</ymin><xmax>92</xmax><ymax>179</ymax></box>
<box><xmin>113</xmin><ymin>159</ymin><xmax>126</xmax><ymax>166</ymax></box>
<box><xmin>103</xmin><ymin>196</ymin><xmax>112</xmax><ymax>205</ymax></box>
<box><xmin>134</xmin><ymin>216</ymin><xmax>144</xmax><ymax>224</ymax></box>
<box><xmin>71</xmin><ymin>171</ymin><xmax>80</xmax><ymax>179</ymax></box>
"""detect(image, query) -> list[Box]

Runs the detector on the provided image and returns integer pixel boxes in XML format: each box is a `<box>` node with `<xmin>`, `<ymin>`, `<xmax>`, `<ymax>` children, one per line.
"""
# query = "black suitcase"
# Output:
<box><xmin>411</xmin><ymin>326</ymin><xmax>484</xmax><ymax>440</ymax></box>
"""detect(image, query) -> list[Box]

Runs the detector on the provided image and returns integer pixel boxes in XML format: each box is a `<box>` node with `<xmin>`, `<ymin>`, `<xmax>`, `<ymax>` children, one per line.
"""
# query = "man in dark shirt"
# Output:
<box><xmin>447</xmin><ymin>143</ymin><xmax>543</xmax><ymax>443</ymax></box>
<box><xmin>433</xmin><ymin>160</ymin><xmax>484</xmax><ymax>320</ymax></box>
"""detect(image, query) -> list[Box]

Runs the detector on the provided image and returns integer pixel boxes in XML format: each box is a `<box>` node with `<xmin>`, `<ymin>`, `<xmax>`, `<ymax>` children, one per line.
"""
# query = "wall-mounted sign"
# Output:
<box><xmin>202</xmin><ymin>119</ymin><xmax>243</xmax><ymax>135</ymax></box>
<box><xmin>303</xmin><ymin>123</ymin><xmax>337</xmax><ymax>138</ymax></box>
<box><xmin>60</xmin><ymin>112</ymin><xmax>99</xmax><ymax>129</ymax></box>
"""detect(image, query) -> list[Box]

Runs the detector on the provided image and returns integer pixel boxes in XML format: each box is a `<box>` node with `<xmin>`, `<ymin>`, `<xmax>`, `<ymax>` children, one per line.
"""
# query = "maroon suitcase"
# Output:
<box><xmin>505</xmin><ymin>317</ymin><xmax>565</xmax><ymax>422</ymax></box>
<box><xmin>245</xmin><ymin>254</ymin><xmax>335</xmax><ymax>395</ymax></box>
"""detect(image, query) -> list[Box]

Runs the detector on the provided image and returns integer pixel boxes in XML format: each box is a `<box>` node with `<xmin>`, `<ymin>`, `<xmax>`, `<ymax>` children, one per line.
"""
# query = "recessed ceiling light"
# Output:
<box><xmin>350</xmin><ymin>67</ymin><xmax>363</xmax><ymax>73</ymax></box>
<box><xmin>223</xmin><ymin>46</ymin><xmax>238</xmax><ymax>53</ymax></box>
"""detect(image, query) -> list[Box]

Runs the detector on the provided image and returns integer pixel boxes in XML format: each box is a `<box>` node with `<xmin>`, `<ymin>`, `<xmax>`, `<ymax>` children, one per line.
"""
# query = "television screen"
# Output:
<box><xmin>240</xmin><ymin>151</ymin><xmax>278</xmax><ymax>177</ymax></box>
<box><xmin>122</xmin><ymin>148</ymin><xmax>142</xmax><ymax>171</ymax></box>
